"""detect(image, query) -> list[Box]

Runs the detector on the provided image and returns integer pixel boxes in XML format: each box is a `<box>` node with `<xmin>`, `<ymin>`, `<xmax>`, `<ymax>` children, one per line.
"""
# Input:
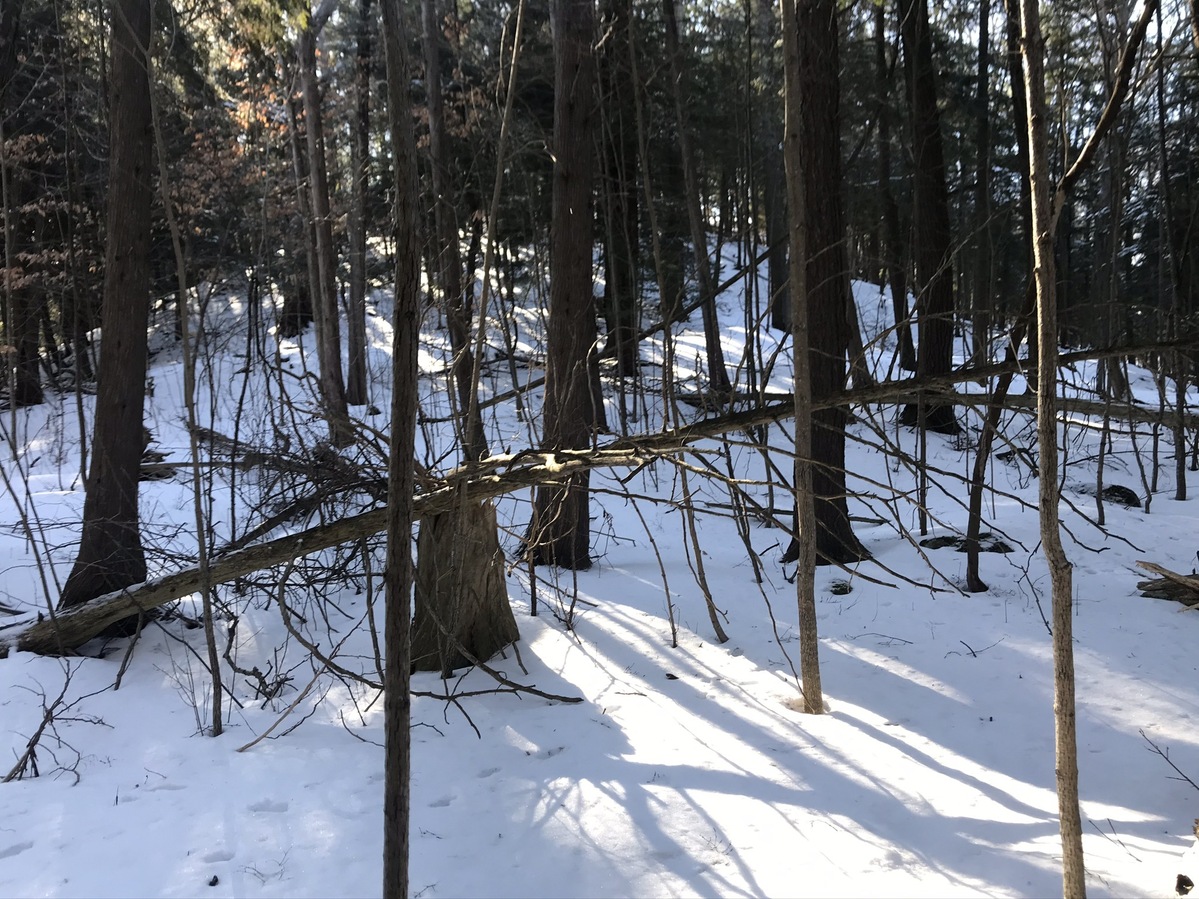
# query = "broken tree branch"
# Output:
<box><xmin>6</xmin><ymin>333</ymin><xmax>1198</xmax><ymax>657</ymax></box>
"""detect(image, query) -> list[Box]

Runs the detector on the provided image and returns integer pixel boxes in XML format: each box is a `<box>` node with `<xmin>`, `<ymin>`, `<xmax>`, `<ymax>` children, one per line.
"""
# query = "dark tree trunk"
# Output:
<box><xmin>413</xmin><ymin>500</ymin><xmax>519</xmax><ymax>673</ymax></box>
<box><xmin>299</xmin><ymin>13</ymin><xmax>352</xmax><ymax>446</ymax></box>
<box><xmin>599</xmin><ymin>0</ymin><xmax>640</xmax><ymax>378</ymax></box>
<box><xmin>662</xmin><ymin>0</ymin><xmax>732</xmax><ymax>395</ymax></box>
<box><xmin>781</xmin><ymin>0</ymin><xmax>867</xmax><ymax>567</ymax></box>
<box><xmin>422</xmin><ymin>0</ymin><xmax>486</xmax><ymax>462</ymax></box>
<box><xmin>1002</xmin><ymin>0</ymin><xmax>1034</xmax><ymax>343</ymax></box>
<box><xmin>1</xmin><ymin>0</ymin><xmax>43</xmax><ymax>408</ymax></box>
<box><xmin>3</xmin><ymin>182</ymin><xmax>44</xmax><ymax>408</ymax></box>
<box><xmin>971</xmin><ymin>0</ymin><xmax>993</xmax><ymax>366</ymax></box>
<box><xmin>898</xmin><ymin>0</ymin><xmax>960</xmax><ymax>434</ymax></box>
<box><xmin>346</xmin><ymin>0</ymin><xmax>372</xmax><ymax>406</ymax></box>
<box><xmin>528</xmin><ymin>0</ymin><xmax>599</xmax><ymax>570</ymax></box>
<box><xmin>658</xmin><ymin>149</ymin><xmax>688</xmax><ymax>324</ymax></box>
<box><xmin>757</xmin><ymin>0</ymin><xmax>790</xmax><ymax>333</ymax></box>
<box><xmin>415</xmin><ymin>0</ymin><xmax>515</xmax><ymax>668</ymax></box>
<box><xmin>283</xmin><ymin>94</ymin><xmax>318</xmax><ymax>338</ymax></box>
<box><xmin>60</xmin><ymin>0</ymin><xmax>153</xmax><ymax>609</ymax></box>
<box><xmin>874</xmin><ymin>1</ymin><xmax>916</xmax><ymax>372</ymax></box>
<box><xmin>763</xmin><ymin>154</ymin><xmax>789</xmax><ymax>332</ymax></box>
<box><xmin>379</xmin><ymin>0</ymin><xmax>418</xmax><ymax>893</ymax></box>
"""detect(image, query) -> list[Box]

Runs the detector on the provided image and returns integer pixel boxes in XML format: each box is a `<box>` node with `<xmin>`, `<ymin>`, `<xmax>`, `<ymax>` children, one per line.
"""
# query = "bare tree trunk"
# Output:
<box><xmin>527</xmin><ymin>0</ymin><xmax>600</xmax><ymax>570</ymax></box>
<box><xmin>413</xmin><ymin>0</ymin><xmax>516</xmax><ymax>671</ymax></box>
<box><xmin>413</xmin><ymin>498</ymin><xmax>518</xmax><ymax>673</ymax></box>
<box><xmin>780</xmin><ymin>0</ymin><xmax>820</xmax><ymax>714</ymax></box>
<box><xmin>1002</xmin><ymin>0</ymin><xmax>1035</xmax><ymax>361</ymax></box>
<box><xmin>298</xmin><ymin>11</ymin><xmax>352</xmax><ymax>446</ymax></box>
<box><xmin>380</xmin><ymin>0</ymin><xmax>419</xmax><ymax>892</ymax></box>
<box><xmin>971</xmin><ymin>0</ymin><xmax>992</xmax><ymax>367</ymax></box>
<box><xmin>423</xmin><ymin>0</ymin><xmax>486</xmax><ymax>462</ymax></box>
<box><xmin>873</xmin><ymin>1</ymin><xmax>915</xmax><ymax>373</ymax></box>
<box><xmin>757</xmin><ymin>0</ymin><xmax>789</xmax><ymax>333</ymax></box>
<box><xmin>598</xmin><ymin>0</ymin><xmax>639</xmax><ymax>380</ymax></box>
<box><xmin>345</xmin><ymin>0</ymin><xmax>372</xmax><ymax>406</ymax></box>
<box><xmin>780</xmin><ymin>0</ymin><xmax>867</xmax><ymax>569</ymax></box>
<box><xmin>662</xmin><ymin>0</ymin><xmax>732</xmax><ymax>396</ymax></box>
<box><xmin>60</xmin><ymin>0</ymin><xmax>153</xmax><ymax>610</ymax></box>
<box><xmin>1019</xmin><ymin>0</ymin><xmax>1085</xmax><ymax>892</ymax></box>
<box><xmin>0</xmin><ymin>0</ymin><xmax>43</xmax><ymax>409</ymax></box>
<box><xmin>282</xmin><ymin>94</ymin><xmax>317</xmax><ymax>339</ymax></box>
<box><xmin>897</xmin><ymin>0</ymin><xmax>959</xmax><ymax>434</ymax></box>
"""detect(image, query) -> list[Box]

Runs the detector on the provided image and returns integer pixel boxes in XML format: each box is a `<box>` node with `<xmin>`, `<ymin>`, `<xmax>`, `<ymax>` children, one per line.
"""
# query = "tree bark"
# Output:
<box><xmin>1019</xmin><ymin>0</ymin><xmax>1086</xmax><ymax>891</ymax></box>
<box><xmin>874</xmin><ymin>1</ymin><xmax>916</xmax><ymax>373</ymax></box>
<box><xmin>528</xmin><ymin>0</ymin><xmax>600</xmax><ymax>570</ymax></box>
<box><xmin>598</xmin><ymin>0</ymin><xmax>640</xmax><ymax>379</ymax></box>
<box><xmin>282</xmin><ymin>94</ymin><xmax>317</xmax><ymax>338</ymax></box>
<box><xmin>0</xmin><ymin>0</ymin><xmax>43</xmax><ymax>408</ymax></box>
<box><xmin>345</xmin><ymin>0</ymin><xmax>372</xmax><ymax>407</ymax></box>
<box><xmin>970</xmin><ymin>0</ymin><xmax>993</xmax><ymax>367</ymax></box>
<box><xmin>897</xmin><ymin>0</ymin><xmax>959</xmax><ymax>434</ymax></box>
<box><xmin>780</xmin><ymin>0</ymin><xmax>821</xmax><ymax>713</ymax></box>
<box><xmin>755</xmin><ymin>0</ymin><xmax>789</xmax><ymax>334</ymax></box>
<box><xmin>413</xmin><ymin>498</ymin><xmax>518</xmax><ymax>673</ymax></box>
<box><xmin>422</xmin><ymin>0</ymin><xmax>486</xmax><ymax>462</ymax></box>
<box><xmin>781</xmin><ymin>0</ymin><xmax>867</xmax><ymax>568</ymax></box>
<box><xmin>298</xmin><ymin>11</ymin><xmax>352</xmax><ymax>447</ymax></box>
<box><xmin>662</xmin><ymin>0</ymin><xmax>732</xmax><ymax>395</ymax></box>
<box><xmin>59</xmin><ymin>0</ymin><xmax>153</xmax><ymax>610</ymax></box>
<box><xmin>380</xmin><ymin>0</ymin><xmax>419</xmax><ymax>891</ymax></box>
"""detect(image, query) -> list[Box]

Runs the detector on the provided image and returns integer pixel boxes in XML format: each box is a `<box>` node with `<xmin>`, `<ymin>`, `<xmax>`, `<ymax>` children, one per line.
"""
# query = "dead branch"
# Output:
<box><xmin>8</xmin><ymin>335</ymin><xmax>1198</xmax><ymax>658</ymax></box>
<box><xmin>1137</xmin><ymin>560</ymin><xmax>1199</xmax><ymax>604</ymax></box>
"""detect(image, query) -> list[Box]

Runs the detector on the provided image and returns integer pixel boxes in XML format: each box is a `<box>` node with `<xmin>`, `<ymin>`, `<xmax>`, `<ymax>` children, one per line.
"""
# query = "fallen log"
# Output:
<box><xmin>2</xmin><ymin>448</ymin><xmax>652</xmax><ymax>656</ymax></box>
<box><xmin>6</xmin><ymin>343</ymin><xmax>1199</xmax><ymax>657</ymax></box>
<box><xmin>1137</xmin><ymin>560</ymin><xmax>1199</xmax><ymax>605</ymax></box>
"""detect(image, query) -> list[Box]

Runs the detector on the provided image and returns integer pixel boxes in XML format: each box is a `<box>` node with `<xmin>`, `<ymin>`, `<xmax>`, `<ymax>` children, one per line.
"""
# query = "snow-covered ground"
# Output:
<box><xmin>1</xmin><ymin>265</ymin><xmax>1198</xmax><ymax>898</ymax></box>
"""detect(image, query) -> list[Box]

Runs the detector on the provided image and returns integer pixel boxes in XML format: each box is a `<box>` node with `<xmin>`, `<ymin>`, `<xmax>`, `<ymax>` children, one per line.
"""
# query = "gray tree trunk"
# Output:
<box><xmin>781</xmin><ymin>0</ymin><xmax>821</xmax><ymax>712</ymax></box>
<box><xmin>1019</xmin><ymin>0</ymin><xmax>1086</xmax><ymax>891</ymax></box>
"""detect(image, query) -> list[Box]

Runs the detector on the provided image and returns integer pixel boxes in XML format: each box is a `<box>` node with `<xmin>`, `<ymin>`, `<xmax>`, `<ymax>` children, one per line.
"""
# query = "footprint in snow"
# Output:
<box><xmin>428</xmin><ymin>796</ymin><xmax>454</xmax><ymax>808</ymax></box>
<box><xmin>247</xmin><ymin>799</ymin><xmax>289</xmax><ymax>813</ymax></box>
<box><xmin>477</xmin><ymin>767</ymin><xmax>500</xmax><ymax>779</ymax></box>
<box><xmin>203</xmin><ymin>849</ymin><xmax>235</xmax><ymax>863</ymax></box>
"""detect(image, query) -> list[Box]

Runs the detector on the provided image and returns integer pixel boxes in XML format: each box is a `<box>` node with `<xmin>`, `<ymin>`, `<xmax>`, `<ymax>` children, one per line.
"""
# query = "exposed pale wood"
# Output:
<box><xmin>1136</xmin><ymin>561</ymin><xmax>1199</xmax><ymax>601</ymax></box>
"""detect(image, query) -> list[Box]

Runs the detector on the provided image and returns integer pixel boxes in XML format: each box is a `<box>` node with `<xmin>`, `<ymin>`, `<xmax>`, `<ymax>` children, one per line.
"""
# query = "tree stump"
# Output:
<box><xmin>412</xmin><ymin>499</ymin><xmax>519</xmax><ymax>675</ymax></box>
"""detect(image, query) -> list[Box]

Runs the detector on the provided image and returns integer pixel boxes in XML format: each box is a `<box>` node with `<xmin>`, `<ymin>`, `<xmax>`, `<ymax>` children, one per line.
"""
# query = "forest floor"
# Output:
<box><xmin>1</xmin><ymin>260</ymin><xmax>1198</xmax><ymax>898</ymax></box>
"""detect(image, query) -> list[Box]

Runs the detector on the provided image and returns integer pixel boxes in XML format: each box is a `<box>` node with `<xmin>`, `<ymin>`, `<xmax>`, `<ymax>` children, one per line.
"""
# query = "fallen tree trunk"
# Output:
<box><xmin>4</xmin><ymin>448</ymin><xmax>650</xmax><ymax>656</ymax></box>
<box><xmin>1137</xmin><ymin>560</ymin><xmax>1199</xmax><ymax>604</ymax></box>
<box><xmin>6</xmin><ymin>338</ymin><xmax>1199</xmax><ymax>657</ymax></box>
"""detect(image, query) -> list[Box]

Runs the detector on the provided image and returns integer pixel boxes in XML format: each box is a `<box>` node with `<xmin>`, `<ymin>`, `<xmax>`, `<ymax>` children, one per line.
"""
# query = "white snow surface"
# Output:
<box><xmin>1</xmin><ymin>265</ymin><xmax>1198</xmax><ymax>898</ymax></box>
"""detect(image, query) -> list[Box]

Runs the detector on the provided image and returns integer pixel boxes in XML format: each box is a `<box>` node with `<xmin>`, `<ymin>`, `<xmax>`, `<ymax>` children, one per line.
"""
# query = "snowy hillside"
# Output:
<box><xmin>1</xmin><ymin>268</ymin><xmax>1198</xmax><ymax>898</ymax></box>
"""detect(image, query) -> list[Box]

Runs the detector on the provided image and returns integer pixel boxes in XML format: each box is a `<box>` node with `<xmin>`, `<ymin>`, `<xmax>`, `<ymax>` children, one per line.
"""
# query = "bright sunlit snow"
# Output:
<box><xmin>1</xmin><ymin>260</ymin><xmax>1197</xmax><ymax>898</ymax></box>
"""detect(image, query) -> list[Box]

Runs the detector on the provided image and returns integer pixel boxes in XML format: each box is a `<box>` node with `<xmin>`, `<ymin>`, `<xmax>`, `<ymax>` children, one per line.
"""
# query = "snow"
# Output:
<box><xmin>2</xmin><ymin>268</ymin><xmax>1198</xmax><ymax>898</ymax></box>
